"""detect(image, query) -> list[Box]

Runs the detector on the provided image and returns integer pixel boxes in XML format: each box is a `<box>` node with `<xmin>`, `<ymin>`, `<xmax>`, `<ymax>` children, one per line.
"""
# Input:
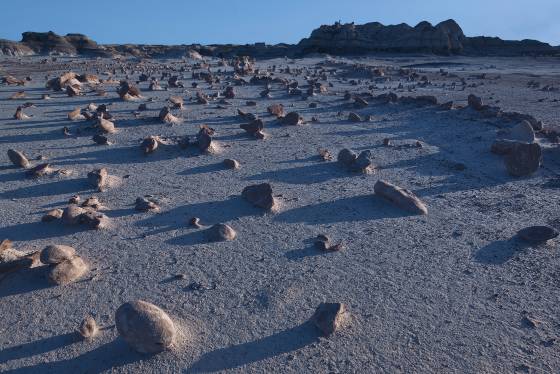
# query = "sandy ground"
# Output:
<box><xmin>0</xmin><ymin>54</ymin><xmax>559</xmax><ymax>373</ymax></box>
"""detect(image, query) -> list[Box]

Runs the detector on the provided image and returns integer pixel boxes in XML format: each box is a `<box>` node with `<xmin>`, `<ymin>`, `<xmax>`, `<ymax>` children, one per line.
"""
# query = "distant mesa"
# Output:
<box><xmin>0</xmin><ymin>20</ymin><xmax>558</xmax><ymax>58</ymax></box>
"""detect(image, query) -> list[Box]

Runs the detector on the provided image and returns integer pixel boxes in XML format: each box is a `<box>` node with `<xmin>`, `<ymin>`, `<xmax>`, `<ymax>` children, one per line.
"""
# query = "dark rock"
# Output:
<box><xmin>504</xmin><ymin>142</ymin><xmax>542</xmax><ymax>177</ymax></box>
<box><xmin>517</xmin><ymin>226</ymin><xmax>558</xmax><ymax>243</ymax></box>
<box><xmin>242</xmin><ymin>183</ymin><xmax>276</xmax><ymax>210</ymax></box>
<box><xmin>312</xmin><ymin>302</ymin><xmax>348</xmax><ymax>336</ymax></box>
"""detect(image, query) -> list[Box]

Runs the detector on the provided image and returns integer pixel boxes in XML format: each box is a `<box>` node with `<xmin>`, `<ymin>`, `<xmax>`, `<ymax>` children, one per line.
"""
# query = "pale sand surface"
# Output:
<box><xmin>0</xmin><ymin>55</ymin><xmax>559</xmax><ymax>373</ymax></box>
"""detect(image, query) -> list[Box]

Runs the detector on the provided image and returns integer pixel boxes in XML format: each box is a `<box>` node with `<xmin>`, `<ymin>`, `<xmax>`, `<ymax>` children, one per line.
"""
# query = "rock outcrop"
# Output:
<box><xmin>298</xmin><ymin>19</ymin><xmax>558</xmax><ymax>56</ymax></box>
<box><xmin>0</xmin><ymin>21</ymin><xmax>558</xmax><ymax>58</ymax></box>
<box><xmin>299</xmin><ymin>19</ymin><xmax>466</xmax><ymax>55</ymax></box>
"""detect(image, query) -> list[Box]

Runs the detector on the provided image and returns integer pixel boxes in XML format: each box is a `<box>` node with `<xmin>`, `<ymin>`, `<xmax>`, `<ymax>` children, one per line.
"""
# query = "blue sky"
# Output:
<box><xmin>1</xmin><ymin>0</ymin><xmax>559</xmax><ymax>46</ymax></box>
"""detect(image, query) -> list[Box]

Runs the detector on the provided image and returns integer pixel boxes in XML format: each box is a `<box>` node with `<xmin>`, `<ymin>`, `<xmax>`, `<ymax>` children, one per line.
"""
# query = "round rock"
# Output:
<box><xmin>47</xmin><ymin>256</ymin><xmax>88</xmax><ymax>285</ymax></box>
<box><xmin>40</xmin><ymin>244</ymin><xmax>76</xmax><ymax>264</ymax></box>
<box><xmin>115</xmin><ymin>300</ymin><xmax>176</xmax><ymax>354</ymax></box>
<box><xmin>504</xmin><ymin>142</ymin><xmax>542</xmax><ymax>177</ymax></box>
<box><xmin>206</xmin><ymin>223</ymin><xmax>237</xmax><ymax>242</ymax></box>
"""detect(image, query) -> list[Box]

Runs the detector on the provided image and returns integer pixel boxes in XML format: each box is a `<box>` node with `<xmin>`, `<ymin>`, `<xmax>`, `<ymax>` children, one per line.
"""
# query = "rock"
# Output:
<box><xmin>69</xmin><ymin>195</ymin><xmax>81</xmax><ymax>204</ymax></box>
<box><xmin>26</xmin><ymin>163</ymin><xmax>52</xmax><ymax>177</ymax></box>
<box><xmin>62</xmin><ymin>205</ymin><xmax>86</xmax><ymax>225</ymax></box>
<box><xmin>141</xmin><ymin>136</ymin><xmax>159</xmax><ymax>154</ymax></box>
<box><xmin>42</xmin><ymin>208</ymin><xmax>63</xmax><ymax>222</ymax></box>
<box><xmin>240</xmin><ymin>119</ymin><xmax>264</xmax><ymax>135</ymax></box>
<box><xmin>93</xmin><ymin>134</ymin><xmax>110</xmax><ymax>145</ymax></box>
<box><xmin>40</xmin><ymin>244</ymin><xmax>76</xmax><ymax>264</ymax></box>
<box><xmin>337</xmin><ymin>148</ymin><xmax>357</xmax><ymax>167</ymax></box>
<box><xmin>299</xmin><ymin>19</ymin><xmax>466</xmax><ymax>55</ymax></box>
<box><xmin>353</xmin><ymin>96</ymin><xmax>368</xmax><ymax>108</ymax></box>
<box><xmin>169</xmin><ymin>96</ymin><xmax>183</xmax><ymax>109</ymax></box>
<box><xmin>223</xmin><ymin>159</ymin><xmax>240</xmax><ymax>169</ymax></box>
<box><xmin>189</xmin><ymin>217</ymin><xmax>202</xmax><ymax>228</ymax></box>
<box><xmin>78</xmin><ymin>315</ymin><xmax>99</xmax><ymax>340</ymax></box>
<box><xmin>47</xmin><ymin>256</ymin><xmax>88</xmax><ymax>285</ymax></box>
<box><xmin>314</xmin><ymin>235</ymin><xmax>343</xmax><ymax>251</ymax></box>
<box><xmin>197</xmin><ymin>129</ymin><xmax>213</xmax><ymax>152</ymax></box>
<box><xmin>348</xmin><ymin>112</ymin><xmax>362</xmax><ymax>122</ymax></box>
<box><xmin>135</xmin><ymin>197</ymin><xmax>160</xmax><ymax>212</ymax></box>
<box><xmin>317</xmin><ymin>148</ymin><xmax>333</xmax><ymax>161</ymax></box>
<box><xmin>504</xmin><ymin>121</ymin><xmax>535</xmax><ymax>143</ymax></box>
<box><xmin>312</xmin><ymin>302</ymin><xmax>348</xmax><ymax>336</ymax></box>
<box><xmin>88</xmin><ymin>168</ymin><xmax>108</xmax><ymax>191</ymax></box>
<box><xmin>68</xmin><ymin>107</ymin><xmax>85</xmax><ymax>121</ymax></box>
<box><xmin>159</xmin><ymin>107</ymin><xmax>181</xmax><ymax>124</ymax></box>
<box><xmin>504</xmin><ymin>142</ymin><xmax>542</xmax><ymax>177</ymax></box>
<box><xmin>82</xmin><ymin>211</ymin><xmax>111</xmax><ymax>230</ymax></box>
<box><xmin>205</xmin><ymin>223</ymin><xmax>237</xmax><ymax>242</ymax></box>
<box><xmin>468</xmin><ymin>94</ymin><xmax>483</xmax><ymax>110</ymax></box>
<box><xmin>224</xmin><ymin>86</ymin><xmax>235</xmax><ymax>99</ymax></box>
<box><xmin>97</xmin><ymin>117</ymin><xmax>116</xmax><ymax>134</ymax></box>
<box><xmin>242</xmin><ymin>183</ymin><xmax>276</xmax><ymax>210</ymax></box>
<box><xmin>491</xmin><ymin>139</ymin><xmax>518</xmax><ymax>155</ymax></box>
<box><xmin>115</xmin><ymin>300</ymin><xmax>176</xmax><ymax>354</ymax></box>
<box><xmin>7</xmin><ymin>149</ymin><xmax>29</xmax><ymax>168</ymax></box>
<box><xmin>374</xmin><ymin>180</ymin><xmax>428</xmax><ymax>215</ymax></box>
<box><xmin>117</xmin><ymin>80</ymin><xmax>142</xmax><ymax>100</ymax></box>
<box><xmin>282</xmin><ymin>111</ymin><xmax>303</xmax><ymax>126</ymax></box>
<box><xmin>81</xmin><ymin>197</ymin><xmax>102</xmax><ymax>210</ymax></box>
<box><xmin>14</xmin><ymin>106</ymin><xmax>30</xmax><ymax>120</ymax></box>
<box><xmin>354</xmin><ymin>150</ymin><xmax>374</xmax><ymax>171</ymax></box>
<box><xmin>337</xmin><ymin>149</ymin><xmax>373</xmax><ymax>172</ymax></box>
<box><xmin>267</xmin><ymin>104</ymin><xmax>284</xmax><ymax>117</ymax></box>
<box><xmin>517</xmin><ymin>226</ymin><xmax>558</xmax><ymax>243</ymax></box>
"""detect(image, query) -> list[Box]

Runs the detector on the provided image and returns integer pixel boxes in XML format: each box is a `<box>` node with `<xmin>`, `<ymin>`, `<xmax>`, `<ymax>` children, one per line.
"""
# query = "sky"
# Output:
<box><xmin>1</xmin><ymin>0</ymin><xmax>559</xmax><ymax>46</ymax></box>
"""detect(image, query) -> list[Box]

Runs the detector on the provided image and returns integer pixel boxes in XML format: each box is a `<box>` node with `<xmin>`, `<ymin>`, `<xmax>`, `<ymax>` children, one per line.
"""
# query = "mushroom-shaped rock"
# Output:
<box><xmin>374</xmin><ymin>180</ymin><xmax>428</xmax><ymax>215</ymax></box>
<box><xmin>312</xmin><ymin>302</ymin><xmax>348</xmax><ymax>336</ymax></box>
<box><xmin>7</xmin><ymin>149</ymin><xmax>30</xmax><ymax>168</ymax></box>
<box><xmin>115</xmin><ymin>300</ymin><xmax>176</xmax><ymax>354</ymax></box>
<box><xmin>47</xmin><ymin>256</ymin><xmax>88</xmax><ymax>285</ymax></box>
<box><xmin>40</xmin><ymin>244</ymin><xmax>76</xmax><ymax>264</ymax></box>
<box><xmin>242</xmin><ymin>183</ymin><xmax>276</xmax><ymax>210</ymax></box>
<box><xmin>517</xmin><ymin>226</ymin><xmax>558</xmax><ymax>244</ymax></box>
<box><xmin>206</xmin><ymin>223</ymin><xmax>237</xmax><ymax>242</ymax></box>
<box><xmin>504</xmin><ymin>142</ymin><xmax>542</xmax><ymax>177</ymax></box>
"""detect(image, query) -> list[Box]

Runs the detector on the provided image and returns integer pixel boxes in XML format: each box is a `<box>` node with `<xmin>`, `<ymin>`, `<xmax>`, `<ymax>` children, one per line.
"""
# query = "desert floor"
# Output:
<box><xmin>0</xmin><ymin>54</ymin><xmax>559</xmax><ymax>373</ymax></box>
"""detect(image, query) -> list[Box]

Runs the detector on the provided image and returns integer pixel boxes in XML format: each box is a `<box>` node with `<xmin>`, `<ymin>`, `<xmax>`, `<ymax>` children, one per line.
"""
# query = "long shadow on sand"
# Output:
<box><xmin>0</xmin><ymin>178</ymin><xmax>92</xmax><ymax>199</ymax></box>
<box><xmin>474</xmin><ymin>237</ymin><xmax>531</xmax><ymax>265</ymax></box>
<box><xmin>246</xmin><ymin>162</ymin><xmax>349</xmax><ymax>185</ymax></box>
<box><xmin>187</xmin><ymin>320</ymin><xmax>320</xmax><ymax>373</ymax></box>
<box><xmin>52</xmin><ymin>144</ymin><xmax>190</xmax><ymax>166</ymax></box>
<box><xmin>1</xmin><ymin>337</ymin><xmax>148</xmax><ymax>374</ymax></box>
<box><xmin>0</xmin><ymin>220</ymin><xmax>86</xmax><ymax>243</ymax></box>
<box><xmin>136</xmin><ymin>196</ymin><xmax>261</xmax><ymax>240</ymax></box>
<box><xmin>0</xmin><ymin>266</ymin><xmax>51</xmax><ymax>298</ymax></box>
<box><xmin>275</xmin><ymin>194</ymin><xmax>414</xmax><ymax>224</ymax></box>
